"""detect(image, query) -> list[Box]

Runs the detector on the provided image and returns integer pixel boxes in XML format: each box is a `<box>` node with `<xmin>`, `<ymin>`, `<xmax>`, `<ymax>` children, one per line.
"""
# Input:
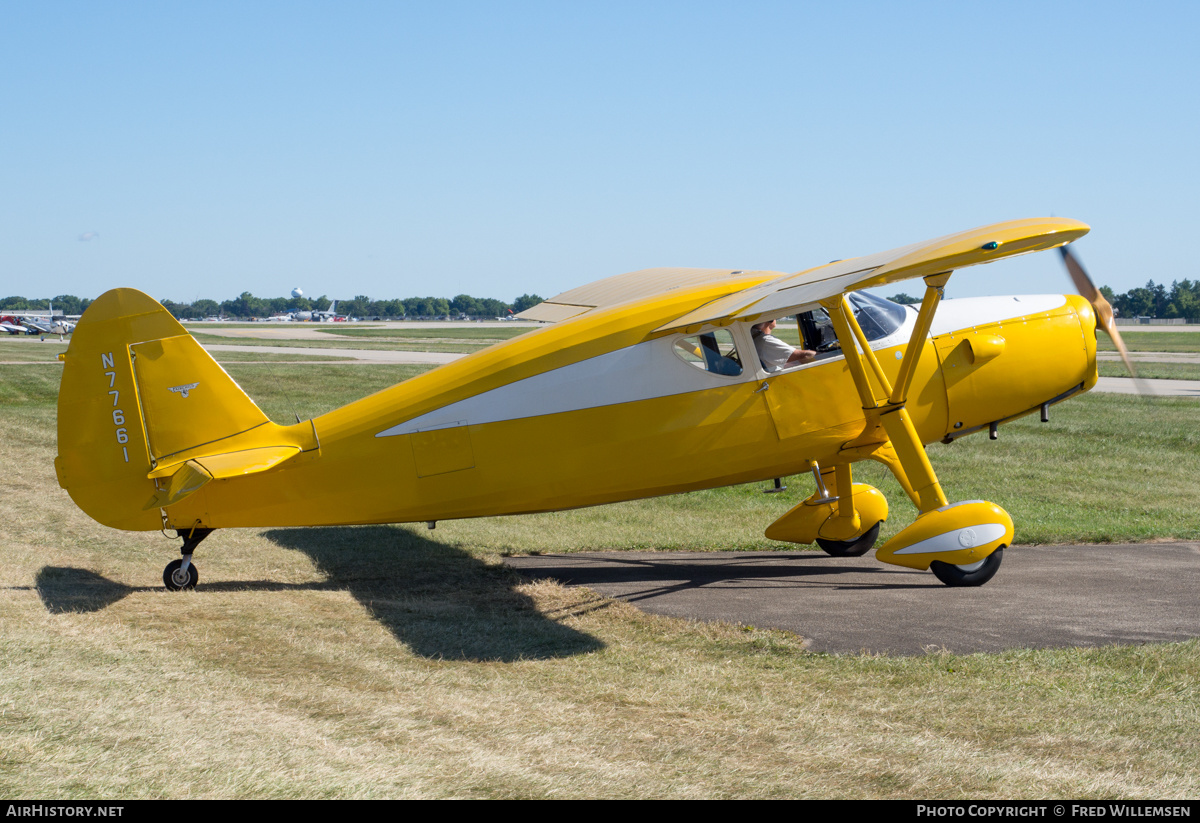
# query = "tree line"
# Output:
<box><xmin>1099</xmin><ymin>280</ymin><xmax>1200</xmax><ymax>320</ymax></box>
<box><xmin>0</xmin><ymin>295</ymin><xmax>91</xmax><ymax>316</ymax></box>
<box><xmin>0</xmin><ymin>292</ymin><xmax>546</xmax><ymax>320</ymax></box>
<box><xmin>10</xmin><ymin>281</ymin><xmax>1200</xmax><ymax>322</ymax></box>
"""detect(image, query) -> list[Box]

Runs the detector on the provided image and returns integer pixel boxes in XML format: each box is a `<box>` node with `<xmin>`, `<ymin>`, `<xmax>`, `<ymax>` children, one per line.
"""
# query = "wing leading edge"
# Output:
<box><xmin>517</xmin><ymin>218</ymin><xmax>1089</xmax><ymax>331</ymax></box>
<box><xmin>656</xmin><ymin>218</ymin><xmax>1090</xmax><ymax>333</ymax></box>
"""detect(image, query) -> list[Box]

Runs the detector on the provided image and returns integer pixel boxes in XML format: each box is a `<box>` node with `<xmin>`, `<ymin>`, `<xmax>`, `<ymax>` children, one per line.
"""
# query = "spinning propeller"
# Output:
<box><xmin>1059</xmin><ymin>245</ymin><xmax>1145</xmax><ymax>390</ymax></box>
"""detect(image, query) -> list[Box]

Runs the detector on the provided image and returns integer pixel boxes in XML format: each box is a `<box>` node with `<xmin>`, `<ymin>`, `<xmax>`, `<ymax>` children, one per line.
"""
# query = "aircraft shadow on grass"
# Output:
<box><xmin>36</xmin><ymin>566</ymin><xmax>138</xmax><ymax>614</ymax></box>
<box><xmin>263</xmin><ymin>525</ymin><xmax>606</xmax><ymax>661</ymax></box>
<box><xmin>35</xmin><ymin>526</ymin><xmax>605</xmax><ymax>662</ymax></box>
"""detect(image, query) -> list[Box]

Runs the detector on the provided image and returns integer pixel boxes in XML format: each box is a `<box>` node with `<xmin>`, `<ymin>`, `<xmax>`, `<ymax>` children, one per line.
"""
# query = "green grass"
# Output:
<box><xmin>0</xmin><ymin>338</ymin><xmax>69</xmax><ymax>362</ymax></box>
<box><xmin>1100</xmin><ymin>332</ymin><xmax>1200</xmax><ymax>353</ymax></box>
<box><xmin>1098</xmin><ymin>361</ymin><xmax>1200</xmax><ymax>380</ymax></box>
<box><xmin>222</xmin><ymin>363</ymin><xmax>435</xmax><ymax>422</ymax></box>
<box><xmin>3</xmin><ymin>363</ymin><xmax>1200</xmax><ymax>798</ymax></box>
<box><xmin>771</xmin><ymin>326</ymin><xmax>802</xmax><ymax>345</ymax></box>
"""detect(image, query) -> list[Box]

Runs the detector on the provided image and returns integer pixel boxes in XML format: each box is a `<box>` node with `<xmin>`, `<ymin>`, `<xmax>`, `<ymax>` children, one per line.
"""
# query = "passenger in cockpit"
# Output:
<box><xmin>751</xmin><ymin>319</ymin><xmax>816</xmax><ymax>373</ymax></box>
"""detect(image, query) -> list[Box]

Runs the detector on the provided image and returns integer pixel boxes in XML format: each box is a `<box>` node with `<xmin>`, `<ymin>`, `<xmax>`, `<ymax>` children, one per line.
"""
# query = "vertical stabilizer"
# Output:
<box><xmin>56</xmin><ymin>289</ymin><xmax>274</xmax><ymax>530</ymax></box>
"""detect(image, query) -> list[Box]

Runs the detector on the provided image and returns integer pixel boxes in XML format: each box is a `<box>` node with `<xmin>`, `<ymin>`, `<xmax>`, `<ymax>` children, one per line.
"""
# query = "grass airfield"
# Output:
<box><xmin>2</xmin><ymin>330</ymin><xmax>1199</xmax><ymax>798</ymax></box>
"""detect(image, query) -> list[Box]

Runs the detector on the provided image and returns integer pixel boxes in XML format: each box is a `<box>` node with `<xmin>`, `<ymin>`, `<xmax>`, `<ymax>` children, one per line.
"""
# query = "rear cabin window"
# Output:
<box><xmin>672</xmin><ymin>330</ymin><xmax>743</xmax><ymax>376</ymax></box>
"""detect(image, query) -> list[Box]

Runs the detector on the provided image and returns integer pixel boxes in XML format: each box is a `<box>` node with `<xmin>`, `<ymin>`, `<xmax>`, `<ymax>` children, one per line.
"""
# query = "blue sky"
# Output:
<box><xmin>4</xmin><ymin>1</ymin><xmax>1197</xmax><ymax>304</ymax></box>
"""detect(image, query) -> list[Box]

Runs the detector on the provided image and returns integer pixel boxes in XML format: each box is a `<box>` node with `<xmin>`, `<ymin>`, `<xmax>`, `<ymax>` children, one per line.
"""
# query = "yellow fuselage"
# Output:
<box><xmin>162</xmin><ymin>286</ymin><xmax>1097</xmax><ymax>530</ymax></box>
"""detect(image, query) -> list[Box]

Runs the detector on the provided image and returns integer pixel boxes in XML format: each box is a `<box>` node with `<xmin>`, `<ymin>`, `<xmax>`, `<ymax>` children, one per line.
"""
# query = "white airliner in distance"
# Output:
<box><xmin>290</xmin><ymin>301</ymin><xmax>341</xmax><ymax>322</ymax></box>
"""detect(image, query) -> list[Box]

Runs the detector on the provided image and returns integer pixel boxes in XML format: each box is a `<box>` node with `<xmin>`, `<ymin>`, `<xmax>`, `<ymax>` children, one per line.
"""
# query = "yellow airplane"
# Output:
<box><xmin>55</xmin><ymin>217</ymin><xmax>1127</xmax><ymax>591</ymax></box>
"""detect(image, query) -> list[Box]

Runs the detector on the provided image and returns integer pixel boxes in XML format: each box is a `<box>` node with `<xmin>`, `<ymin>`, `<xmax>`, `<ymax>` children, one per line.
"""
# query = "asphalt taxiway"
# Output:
<box><xmin>506</xmin><ymin>543</ymin><xmax>1200</xmax><ymax>655</ymax></box>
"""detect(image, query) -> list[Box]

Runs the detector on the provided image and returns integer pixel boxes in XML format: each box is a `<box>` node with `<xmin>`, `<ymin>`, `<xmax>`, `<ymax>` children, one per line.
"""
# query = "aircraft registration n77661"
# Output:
<box><xmin>55</xmin><ymin>217</ymin><xmax>1130</xmax><ymax>590</ymax></box>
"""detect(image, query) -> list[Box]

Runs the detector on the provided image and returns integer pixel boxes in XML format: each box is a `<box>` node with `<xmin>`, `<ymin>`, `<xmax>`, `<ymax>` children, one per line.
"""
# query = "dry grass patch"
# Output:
<box><xmin>3</xmin><ymin>364</ymin><xmax>1199</xmax><ymax>797</ymax></box>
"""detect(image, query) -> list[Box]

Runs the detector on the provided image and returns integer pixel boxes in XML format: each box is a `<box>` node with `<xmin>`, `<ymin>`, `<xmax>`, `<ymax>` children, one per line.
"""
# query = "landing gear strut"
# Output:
<box><xmin>163</xmin><ymin>527</ymin><xmax>213</xmax><ymax>591</ymax></box>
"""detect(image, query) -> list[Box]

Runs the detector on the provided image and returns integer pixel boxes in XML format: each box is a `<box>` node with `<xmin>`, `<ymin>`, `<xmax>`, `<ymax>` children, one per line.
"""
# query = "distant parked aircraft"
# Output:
<box><xmin>291</xmin><ymin>301</ymin><xmax>341</xmax><ymax>322</ymax></box>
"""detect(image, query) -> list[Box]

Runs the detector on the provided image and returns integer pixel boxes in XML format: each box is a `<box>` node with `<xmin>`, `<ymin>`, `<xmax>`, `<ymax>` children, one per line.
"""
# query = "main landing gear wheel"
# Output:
<box><xmin>930</xmin><ymin>547</ymin><xmax>1003</xmax><ymax>587</ymax></box>
<box><xmin>816</xmin><ymin>521</ymin><xmax>882</xmax><ymax>557</ymax></box>
<box><xmin>163</xmin><ymin>558</ymin><xmax>199</xmax><ymax>591</ymax></box>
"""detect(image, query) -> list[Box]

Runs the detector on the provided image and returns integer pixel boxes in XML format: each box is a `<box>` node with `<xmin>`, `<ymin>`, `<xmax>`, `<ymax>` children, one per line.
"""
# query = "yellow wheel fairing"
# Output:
<box><xmin>764</xmin><ymin>483</ymin><xmax>888</xmax><ymax>545</ymax></box>
<box><xmin>875</xmin><ymin>500</ymin><xmax>1013</xmax><ymax>571</ymax></box>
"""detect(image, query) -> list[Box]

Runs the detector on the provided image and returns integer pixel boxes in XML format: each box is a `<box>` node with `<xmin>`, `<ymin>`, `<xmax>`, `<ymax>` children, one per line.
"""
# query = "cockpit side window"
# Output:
<box><xmin>796</xmin><ymin>292</ymin><xmax>910</xmax><ymax>350</ymax></box>
<box><xmin>797</xmin><ymin>311</ymin><xmax>836</xmax><ymax>351</ymax></box>
<box><xmin>672</xmin><ymin>329</ymin><xmax>743</xmax><ymax>376</ymax></box>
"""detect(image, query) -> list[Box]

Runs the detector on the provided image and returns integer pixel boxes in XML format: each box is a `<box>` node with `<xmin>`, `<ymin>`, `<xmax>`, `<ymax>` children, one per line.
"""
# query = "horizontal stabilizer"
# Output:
<box><xmin>144</xmin><ymin>461</ymin><xmax>212</xmax><ymax>509</ymax></box>
<box><xmin>144</xmin><ymin>446</ymin><xmax>303</xmax><ymax>509</ymax></box>
<box><xmin>149</xmin><ymin>445</ymin><xmax>303</xmax><ymax>480</ymax></box>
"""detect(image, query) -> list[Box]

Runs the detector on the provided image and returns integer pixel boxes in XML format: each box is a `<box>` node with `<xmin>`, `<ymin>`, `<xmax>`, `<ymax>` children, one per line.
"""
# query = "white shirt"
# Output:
<box><xmin>754</xmin><ymin>333</ymin><xmax>795</xmax><ymax>373</ymax></box>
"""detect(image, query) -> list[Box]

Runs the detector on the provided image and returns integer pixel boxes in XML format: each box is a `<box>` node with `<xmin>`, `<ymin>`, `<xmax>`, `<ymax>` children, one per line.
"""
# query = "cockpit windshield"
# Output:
<box><xmin>846</xmin><ymin>292</ymin><xmax>910</xmax><ymax>340</ymax></box>
<box><xmin>796</xmin><ymin>292</ymin><xmax>911</xmax><ymax>353</ymax></box>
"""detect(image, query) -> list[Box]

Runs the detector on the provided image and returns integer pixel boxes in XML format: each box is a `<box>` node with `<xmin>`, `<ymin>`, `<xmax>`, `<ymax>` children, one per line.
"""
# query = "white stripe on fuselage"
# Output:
<box><xmin>928</xmin><ymin>295</ymin><xmax>1067</xmax><ymax>336</ymax></box>
<box><xmin>376</xmin><ymin>337</ymin><xmax>746</xmax><ymax>437</ymax></box>
<box><xmin>376</xmin><ymin>294</ymin><xmax>1070</xmax><ymax>438</ymax></box>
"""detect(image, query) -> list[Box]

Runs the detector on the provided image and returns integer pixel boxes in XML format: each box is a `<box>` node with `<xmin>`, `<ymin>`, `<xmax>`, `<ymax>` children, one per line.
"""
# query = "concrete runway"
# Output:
<box><xmin>201</xmin><ymin>344</ymin><xmax>462</xmax><ymax>365</ymax></box>
<box><xmin>1094</xmin><ymin>376</ymin><xmax>1200</xmax><ymax>396</ymax></box>
<box><xmin>1097</xmin><ymin>351</ymin><xmax>1200</xmax><ymax>362</ymax></box>
<box><xmin>507</xmin><ymin>543</ymin><xmax>1200</xmax><ymax>655</ymax></box>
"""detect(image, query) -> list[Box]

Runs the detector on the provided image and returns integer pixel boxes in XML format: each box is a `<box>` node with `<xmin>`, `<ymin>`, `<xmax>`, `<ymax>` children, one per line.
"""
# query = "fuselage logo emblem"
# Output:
<box><xmin>169</xmin><ymin>382</ymin><xmax>200</xmax><ymax>399</ymax></box>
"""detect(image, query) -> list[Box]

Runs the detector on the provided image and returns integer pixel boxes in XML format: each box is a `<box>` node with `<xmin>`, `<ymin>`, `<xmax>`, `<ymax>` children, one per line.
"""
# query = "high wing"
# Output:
<box><xmin>517</xmin><ymin>218</ymin><xmax>1089</xmax><ymax>330</ymax></box>
<box><xmin>516</xmin><ymin>267</ymin><xmax>785</xmax><ymax>323</ymax></box>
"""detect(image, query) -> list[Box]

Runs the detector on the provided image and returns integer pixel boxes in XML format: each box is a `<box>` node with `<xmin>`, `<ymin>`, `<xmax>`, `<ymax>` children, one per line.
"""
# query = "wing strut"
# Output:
<box><xmin>823</xmin><ymin>272</ymin><xmax>952</xmax><ymax>513</ymax></box>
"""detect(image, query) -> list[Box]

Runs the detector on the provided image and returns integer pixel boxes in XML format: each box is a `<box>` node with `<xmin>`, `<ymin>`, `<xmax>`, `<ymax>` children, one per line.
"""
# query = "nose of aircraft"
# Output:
<box><xmin>932</xmin><ymin>293</ymin><xmax>1097</xmax><ymax>441</ymax></box>
<box><xmin>1069</xmin><ymin>292</ymin><xmax>1101</xmax><ymax>391</ymax></box>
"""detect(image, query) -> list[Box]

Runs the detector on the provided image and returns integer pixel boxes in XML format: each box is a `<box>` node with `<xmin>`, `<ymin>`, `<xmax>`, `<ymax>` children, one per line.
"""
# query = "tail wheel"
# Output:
<box><xmin>163</xmin><ymin>559</ymin><xmax>198</xmax><ymax>591</ymax></box>
<box><xmin>930</xmin><ymin>547</ymin><xmax>1004</xmax><ymax>587</ymax></box>
<box><xmin>815</xmin><ymin>521</ymin><xmax>882</xmax><ymax>557</ymax></box>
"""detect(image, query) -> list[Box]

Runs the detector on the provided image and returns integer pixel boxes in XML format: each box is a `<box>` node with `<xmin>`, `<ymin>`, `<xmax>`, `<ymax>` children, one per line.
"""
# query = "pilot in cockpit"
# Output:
<box><xmin>751</xmin><ymin>318</ymin><xmax>817</xmax><ymax>373</ymax></box>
